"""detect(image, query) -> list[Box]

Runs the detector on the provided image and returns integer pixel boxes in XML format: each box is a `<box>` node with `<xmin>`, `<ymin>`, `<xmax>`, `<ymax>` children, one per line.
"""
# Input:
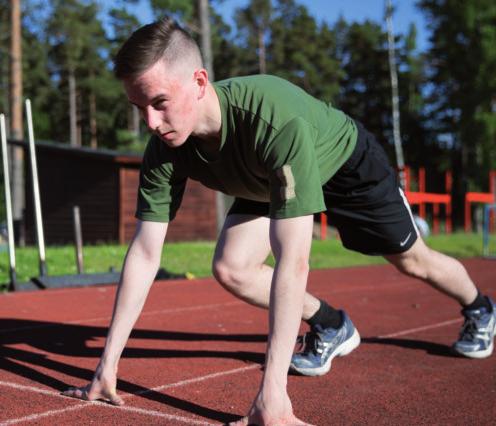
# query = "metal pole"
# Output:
<box><xmin>385</xmin><ymin>0</ymin><xmax>406</xmax><ymax>188</ymax></box>
<box><xmin>73</xmin><ymin>205</ymin><xmax>84</xmax><ymax>274</ymax></box>
<box><xmin>25</xmin><ymin>99</ymin><xmax>47</xmax><ymax>276</ymax></box>
<box><xmin>1</xmin><ymin>114</ymin><xmax>17</xmax><ymax>290</ymax></box>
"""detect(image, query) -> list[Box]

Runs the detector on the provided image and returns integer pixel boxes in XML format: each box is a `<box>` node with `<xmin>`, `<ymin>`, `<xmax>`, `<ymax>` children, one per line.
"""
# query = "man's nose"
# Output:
<box><xmin>144</xmin><ymin>108</ymin><xmax>161</xmax><ymax>131</ymax></box>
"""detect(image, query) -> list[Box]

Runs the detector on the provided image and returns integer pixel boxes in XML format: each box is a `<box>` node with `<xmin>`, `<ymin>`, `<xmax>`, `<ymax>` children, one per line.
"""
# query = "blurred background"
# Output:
<box><xmin>0</xmin><ymin>0</ymin><xmax>495</xmax><ymax>242</ymax></box>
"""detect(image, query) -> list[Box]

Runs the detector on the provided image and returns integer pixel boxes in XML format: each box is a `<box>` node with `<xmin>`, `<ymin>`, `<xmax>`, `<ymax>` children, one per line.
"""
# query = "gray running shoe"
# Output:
<box><xmin>453</xmin><ymin>296</ymin><xmax>496</xmax><ymax>359</ymax></box>
<box><xmin>290</xmin><ymin>311</ymin><xmax>360</xmax><ymax>376</ymax></box>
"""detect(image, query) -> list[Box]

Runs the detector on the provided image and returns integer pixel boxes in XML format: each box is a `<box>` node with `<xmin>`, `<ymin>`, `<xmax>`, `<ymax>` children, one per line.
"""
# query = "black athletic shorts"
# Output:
<box><xmin>227</xmin><ymin>122</ymin><xmax>418</xmax><ymax>256</ymax></box>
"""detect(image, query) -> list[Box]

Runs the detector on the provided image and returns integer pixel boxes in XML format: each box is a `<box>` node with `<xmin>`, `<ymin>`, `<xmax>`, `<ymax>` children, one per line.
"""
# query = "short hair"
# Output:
<box><xmin>113</xmin><ymin>17</ymin><xmax>203</xmax><ymax>80</ymax></box>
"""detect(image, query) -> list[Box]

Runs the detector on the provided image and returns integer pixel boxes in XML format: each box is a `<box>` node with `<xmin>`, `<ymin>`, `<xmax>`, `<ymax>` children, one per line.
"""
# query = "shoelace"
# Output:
<box><xmin>460</xmin><ymin>317</ymin><xmax>479</xmax><ymax>339</ymax></box>
<box><xmin>297</xmin><ymin>329</ymin><xmax>325</xmax><ymax>355</ymax></box>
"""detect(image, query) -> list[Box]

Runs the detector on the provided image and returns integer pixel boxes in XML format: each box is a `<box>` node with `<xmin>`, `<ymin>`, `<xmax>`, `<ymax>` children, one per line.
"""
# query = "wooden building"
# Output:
<box><xmin>10</xmin><ymin>140</ymin><xmax>217</xmax><ymax>244</ymax></box>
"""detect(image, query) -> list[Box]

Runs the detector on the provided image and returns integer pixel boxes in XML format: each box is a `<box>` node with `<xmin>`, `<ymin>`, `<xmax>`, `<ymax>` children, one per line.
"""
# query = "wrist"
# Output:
<box><xmin>261</xmin><ymin>370</ymin><xmax>287</xmax><ymax>391</ymax></box>
<box><xmin>98</xmin><ymin>357</ymin><xmax>118</xmax><ymax>375</ymax></box>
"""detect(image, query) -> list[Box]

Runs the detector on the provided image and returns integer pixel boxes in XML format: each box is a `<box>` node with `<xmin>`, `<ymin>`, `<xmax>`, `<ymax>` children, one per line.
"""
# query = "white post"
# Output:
<box><xmin>73</xmin><ymin>205</ymin><xmax>84</xmax><ymax>274</ymax></box>
<box><xmin>1</xmin><ymin>114</ymin><xmax>17</xmax><ymax>290</ymax></box>
<box><xmin>385</xmin><ymin>0</ymin><xmax>406</xmax><ymax>188</ymax></box>
<box><xmin>25</xmin><ymin>99</ymin><xmax>47</xmax><ymax>276</ymax></box>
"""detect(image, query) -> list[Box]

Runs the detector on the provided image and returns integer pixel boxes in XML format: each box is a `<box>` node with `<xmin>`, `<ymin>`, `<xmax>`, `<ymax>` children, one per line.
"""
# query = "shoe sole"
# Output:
<box><xmin>453</xmin><ymin>341</ymin><xmax>493</xmax><ymax>359</ymax></box>
<box><xmin>291</xmin><ymin>328</ymin><xmax>361</xmax><ymax>376</ymax></box>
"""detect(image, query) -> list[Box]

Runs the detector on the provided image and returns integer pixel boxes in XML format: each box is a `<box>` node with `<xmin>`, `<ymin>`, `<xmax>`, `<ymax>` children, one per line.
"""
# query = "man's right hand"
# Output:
<box><xmin>62</xmin><ymin>221</ymin><xmax>168</xmax><ymax>407</ymax></box>
<box><xmin>62</xmin><ymin>369</ymin><xmax>124</xmax><ymax>406</ymax></box>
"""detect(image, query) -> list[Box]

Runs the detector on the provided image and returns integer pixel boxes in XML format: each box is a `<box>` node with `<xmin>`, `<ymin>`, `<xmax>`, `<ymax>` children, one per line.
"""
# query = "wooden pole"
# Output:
<box><xmin>10</xmin><ymin>0</ymin><xmax>25</xmax><ymax>246</ymax></box>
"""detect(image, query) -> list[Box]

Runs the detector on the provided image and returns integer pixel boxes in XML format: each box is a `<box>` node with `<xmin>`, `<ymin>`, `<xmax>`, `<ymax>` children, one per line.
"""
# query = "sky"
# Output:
<box><xmin>98</xmin><ymin>0</ymin><xmax>430</xmax><ymax>51</ymax></box>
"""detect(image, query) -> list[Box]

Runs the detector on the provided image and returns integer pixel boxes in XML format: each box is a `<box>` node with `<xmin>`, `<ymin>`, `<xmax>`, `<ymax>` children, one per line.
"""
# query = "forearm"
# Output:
<box><xmin>263</xmin><ymin>215</ymin><xmax>313</xmax><ymax>388</ymax></box>
<box><xmin>98</xmin><ymin>221</ymin><xmax>167</xmax><ymax>373</ymax></box>
<box><xmin>99</xmin><ymin>247</ymin><xmax>160</xmax><ymax>371</ymax></box>
<box><xmin>264</xmin><ymin>257</ymin><xmax>309</xmax><ymax>387</ymax></box>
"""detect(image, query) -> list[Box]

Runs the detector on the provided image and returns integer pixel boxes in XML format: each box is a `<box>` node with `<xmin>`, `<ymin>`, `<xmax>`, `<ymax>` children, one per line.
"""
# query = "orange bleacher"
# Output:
<box><xmin>403</xmin><ymin>167</ymin><xmax>452</xmax><ymax>234</ymax></box>
<box><xmin>464</xmin><ymin>171</ymin><xmax>496</xmax><ymax>232</ymax></box>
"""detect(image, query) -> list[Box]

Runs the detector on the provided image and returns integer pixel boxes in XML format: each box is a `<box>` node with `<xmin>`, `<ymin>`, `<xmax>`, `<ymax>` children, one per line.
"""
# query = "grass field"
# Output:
<box><xmin>0</xmin><ymin>232</ymin><xmax>494</xmax><ymax>291</ymax></box>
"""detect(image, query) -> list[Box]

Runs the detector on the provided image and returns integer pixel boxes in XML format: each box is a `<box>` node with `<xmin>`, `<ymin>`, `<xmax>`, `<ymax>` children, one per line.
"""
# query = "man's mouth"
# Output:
<box><xmin>159</xmin><ymin>131</ymin><xmax>174</xmax><ymax>140</ymax></box>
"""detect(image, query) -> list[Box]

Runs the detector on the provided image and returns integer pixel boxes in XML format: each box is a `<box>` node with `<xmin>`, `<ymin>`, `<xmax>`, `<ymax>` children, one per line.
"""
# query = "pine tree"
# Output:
<box><xmin>418</xmin><ymin>0</ymin><xmax>496</xmax><ymax>222</ymax></box>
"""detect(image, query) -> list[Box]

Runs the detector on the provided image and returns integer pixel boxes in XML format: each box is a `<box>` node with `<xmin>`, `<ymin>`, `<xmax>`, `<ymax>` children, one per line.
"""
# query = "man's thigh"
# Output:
<box><xmin>324</xmin><ymin>123</ymin><xmax>418</xmax><ymax>256</ymax></box>
<box><xmin>214</xmin><ymin>209</ymin><xmax>272</xmax><ymax>267</ymax></box>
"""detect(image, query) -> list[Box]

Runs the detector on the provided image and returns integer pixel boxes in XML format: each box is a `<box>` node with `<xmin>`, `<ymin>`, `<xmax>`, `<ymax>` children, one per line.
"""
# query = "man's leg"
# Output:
<box><xmin>385</xmin><ymin>237</ymin><xmax>496</xmax><ymax>358</ymax></box>
<box><xmin>212</xmin><ymin>213</ymin><xmax>320</xmax><ymax>320</ymax></box>
<box><xmin>213</xmin><ymin>213</ymin><xmax>360</xmax><ymax>375</ymax></box>
<box><xmin>384</xmin><ymin>237</ymin><xmax>477</xmax><ymax>305</ymax></box>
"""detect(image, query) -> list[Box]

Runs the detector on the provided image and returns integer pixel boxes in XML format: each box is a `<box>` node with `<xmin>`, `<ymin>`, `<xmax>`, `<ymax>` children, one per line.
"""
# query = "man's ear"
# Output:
<box><xmin>194</xmin><ymin>68</ymin><xmax>209</xmax><ymax>99</ymax></box>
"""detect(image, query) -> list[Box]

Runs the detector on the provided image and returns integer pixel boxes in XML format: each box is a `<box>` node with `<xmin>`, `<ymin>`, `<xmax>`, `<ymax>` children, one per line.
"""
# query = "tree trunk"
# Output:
<box><xmin>385</xmin><ymin>0</ymin><xmax>405</xmax><ymax>187</ymax></box>
<box><xmin>89</xmin><ymin>91</ymin><xmax>97</xmax><ymax>148</ymax></box>
<box><xmin>10</xmin><ymin>0</ymin><xmax>22</xmax><ymax>140</ymax></box>
<box><xmin>258</xmin><ymin>27</ymin><xmax>266</xmax><ymax>74</ymax></box>
<box><xmin>198</xmin><ymin>0</ymin><xmax>214</xmax><ymax>79</ymax></box>
<box><xmin>199</xmin><ymin>0</ymin><xmax>226</xmax><ymax>234</ymax></box>
<box><xmin>68</xmin><ymin>69</ymin><xmax>79</xmax><ymax>146</ymax></box>
<box><xmin>127</xmin><ymin>105</ymin><xmax>140</xmax><ymax>137</ymax></box>
<box><xmin>10</xmin><ymin>0</ymin><xmax>25</xmax><ymax>245</ymax></box>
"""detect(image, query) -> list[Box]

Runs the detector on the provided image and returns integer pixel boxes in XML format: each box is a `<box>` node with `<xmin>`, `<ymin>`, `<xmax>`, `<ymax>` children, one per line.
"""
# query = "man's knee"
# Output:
<box><xmin>212</xmin><ymin>257</ymin><xmax>251</xmax><ymax>293</ymax></box>
<box><xmin>386</xmin><ymin>242</ymin><xmax>431</xmax><ymax>280</ymax></box>
<box><xmin>394</xmin><ymin>256</ymin><xmax>429</xmax><ymax>280</ymax></box>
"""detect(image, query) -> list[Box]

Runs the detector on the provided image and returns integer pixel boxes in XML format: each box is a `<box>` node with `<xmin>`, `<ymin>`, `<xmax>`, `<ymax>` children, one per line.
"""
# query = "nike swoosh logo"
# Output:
<box><xmin>400</xmin><ymin>232</ymin><xmax>412</xmax><ymax>247</ymax></box>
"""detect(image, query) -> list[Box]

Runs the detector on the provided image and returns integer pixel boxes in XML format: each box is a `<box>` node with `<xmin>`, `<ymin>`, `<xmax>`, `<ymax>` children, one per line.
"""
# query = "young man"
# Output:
<box><xmin>63</xmin><ymin>18</ymin><xmax>495</xmax><ymax>426</ymax></box>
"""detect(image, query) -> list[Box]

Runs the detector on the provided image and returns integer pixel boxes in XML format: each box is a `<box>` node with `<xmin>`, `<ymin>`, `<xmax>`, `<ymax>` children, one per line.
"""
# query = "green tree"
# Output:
<box><xmin>336</xmin><ymin>20</ymin><xmax>392</xmax><ymax>146</ymax></box>
<box><xmin>40</xmin><ymin>0</ymin><xmax>135</xmax><ymax>151</ymax></box>
<box><xmin>235</xmin><ymin>0</ymin><xmax>272</xmax><ymax>74</ymax></box>
<box><xmin>148</xmin><ymin>0</ymin><xmax>241</xmax><ymax>81</ymax></box>
<box><xmin>211</xmin><ymin>9</ymin><xmax>245</xmax><ymax>80</ymax></box>
<box><xmin>418</xmin><ymin>0</ymin><xmax>496</xmax><ymax>200</ymax></box>
<box><xmin>150</xmin><ymin>0</ymin><xmax>196</xmax><ymax>24</ymax></box>
<box><xmin>265</xmin><ymin>0</ymin><xmax>342</xmax><ymax>102</ymax></box>
<box><xmin>0</xmin><ymin>0</ymin><xmax>11</xmax><ymax>118</ymax></box>
<box><xmin>396</xmin><ymin>23</ymin><xmax>438</xmax><ymax>171</ymax></box>
<box><xmin>106</xmin><ymin>4</ymin><xmax>145</xmax><ymax>151</ymax></box>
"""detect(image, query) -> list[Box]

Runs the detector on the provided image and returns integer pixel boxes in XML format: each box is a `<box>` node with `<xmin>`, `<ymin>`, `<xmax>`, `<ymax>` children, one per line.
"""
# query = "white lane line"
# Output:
<box><xmin>1</xmin><ymin>403</ymin><xmax>89</xmax><ymax>426</ymax></box>
<box><xmin>0</xmin><ymin>380</ymin><xmax>60</xmax><ymax>397</ymax></box>
<box><xmin>0</xmin><ymin>363</ymin><xmax>259</xmax><ymax>425</ymax></box>
<box><xmin>0</xmin><ymin>401</ymin><xmax>214</xmax><ymax>426</ymax></box>
<box><xmin>133</xmin><ymin>364</ymin><xmax>260</xmax><ymax>396</ymax></box>
<box><xmin>377</xmin><ymin>318</ymin><xmax>462</xmax><ymax>338</ymax></box>
<box><xmin>0</xmin><ymin>316</ymin><xmax>465</xmax><ymax>424</ymax></box>
<box><xmin>312</xmin><ymin>280</ymin><xmax>419</xmax><ymax>296</ymax></box>
<box><xmin>0</xmin><ymin>301</ymin><xmax>243</xmax><ymax>335</ymax></box>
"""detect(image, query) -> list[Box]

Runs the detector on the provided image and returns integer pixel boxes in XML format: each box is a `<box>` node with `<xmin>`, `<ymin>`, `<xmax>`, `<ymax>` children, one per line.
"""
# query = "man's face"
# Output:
<box><xmin>123</xmin><ymin>59</ymin><xmax>202</xmax><ymax>148</ymax></box>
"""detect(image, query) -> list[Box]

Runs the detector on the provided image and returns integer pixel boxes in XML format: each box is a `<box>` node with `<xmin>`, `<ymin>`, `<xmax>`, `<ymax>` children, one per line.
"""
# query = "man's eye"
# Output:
<box><xmin>154</xmin><ymin>100</ymin><xmax>167</xmax><ymax>110</ymax></box>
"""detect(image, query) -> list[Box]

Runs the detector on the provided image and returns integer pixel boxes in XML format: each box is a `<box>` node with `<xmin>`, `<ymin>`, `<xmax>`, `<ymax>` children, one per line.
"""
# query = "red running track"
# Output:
<box><xmin>0</xmin><ymin>259</ymin><xmax>495</xmax><ymax>425</ymax></box>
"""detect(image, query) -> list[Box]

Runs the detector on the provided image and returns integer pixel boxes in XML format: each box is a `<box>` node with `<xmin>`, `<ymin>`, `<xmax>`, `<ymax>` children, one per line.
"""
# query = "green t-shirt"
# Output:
<box><xmin>137</xmin><ymin>75</ymin><xmax>357</xmax><ymax>222</ymax></box>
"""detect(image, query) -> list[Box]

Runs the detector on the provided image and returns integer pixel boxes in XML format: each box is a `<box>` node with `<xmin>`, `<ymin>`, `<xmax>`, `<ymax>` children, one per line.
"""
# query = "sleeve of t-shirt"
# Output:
<box><xmin>135</xmin><ymin>137</ymin><xmax>187</xmax><ymax>223</ymax></box>
<box><xmin>262</xmin><ymin>117</ymin><xmax>326</xmax><ymax>219</ymax></box>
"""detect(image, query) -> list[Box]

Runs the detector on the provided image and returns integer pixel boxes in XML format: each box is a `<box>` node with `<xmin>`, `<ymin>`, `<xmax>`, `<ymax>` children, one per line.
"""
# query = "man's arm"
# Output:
<box><xmin>63</xmin><ymin>220</ymin><xmax>168</xmax><ymax>404</ymax></box>
<box><xmin>235</xmin><ymin>215</ymin><xmax>314</xmax><ymax>425</ymax></box>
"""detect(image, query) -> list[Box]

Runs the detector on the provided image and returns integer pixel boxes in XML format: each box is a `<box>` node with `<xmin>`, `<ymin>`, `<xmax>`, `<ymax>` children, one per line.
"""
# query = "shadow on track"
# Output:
<box><xmin>0</xmin><ymin>318</ymin><xmax>266</xmax><ymax>423</ymax></box>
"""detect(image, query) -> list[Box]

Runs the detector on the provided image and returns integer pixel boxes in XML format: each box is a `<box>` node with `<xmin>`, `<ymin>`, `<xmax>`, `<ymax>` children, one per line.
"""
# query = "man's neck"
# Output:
<box><xmin>193</xmin><ymin>84</ymin><xmax>222</xmax><ymax>152</ymax></box>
